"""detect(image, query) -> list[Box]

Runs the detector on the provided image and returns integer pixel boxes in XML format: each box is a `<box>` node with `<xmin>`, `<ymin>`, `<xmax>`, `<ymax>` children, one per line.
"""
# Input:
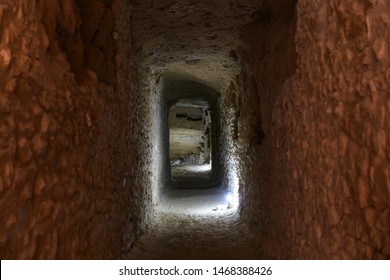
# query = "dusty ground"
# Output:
<box><xmin>127</xmin><ymin>187</ymin><xmax>260</xmax><ymax>259</ymax></box>
<box><xmin>171</xmin><ymin>164</ymin><xmax>212</xmax><ymax>180</ymax></box>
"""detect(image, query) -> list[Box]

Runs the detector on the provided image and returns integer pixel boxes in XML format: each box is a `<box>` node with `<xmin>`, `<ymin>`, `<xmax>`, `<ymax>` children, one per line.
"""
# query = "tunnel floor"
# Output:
<box><xmin>127</xmin><ymin>207</ymin><xmax>260</xmax><ymax>259</ymax></box>
<box><xmin>171</xmin><ymin>164</ymin><xmax>212</xmax><ymax>180</ymax></box>
<box><xmin>127</xmin><ymin>174</ymin><xmax>260</xmax><ymax>259</ymax></box>
<box><xmin>170</xmin><ymin>163</ymin><xmax>218</xmax><ymax>189</ymax></box>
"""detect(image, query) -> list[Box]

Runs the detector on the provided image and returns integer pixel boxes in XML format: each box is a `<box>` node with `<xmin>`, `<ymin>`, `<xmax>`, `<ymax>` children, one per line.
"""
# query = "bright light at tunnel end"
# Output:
<box><xmin>226</xmin><ymin>193</ymin><xmax>233</xmax><ymax>204</ymax></box>
<box><xmin>212</xmin><ymin>191</ymin><xmax>239</xmax><ymax>212</ymax></box>
<box><xmin>227</xmin><ymin>166</ymin><xmax>240</xmax><ymax>210</ymax></box>
<box><xmin>226</xmin><ymin>191</ymin><xmax>239</xmax><ymax>210</ymax></box>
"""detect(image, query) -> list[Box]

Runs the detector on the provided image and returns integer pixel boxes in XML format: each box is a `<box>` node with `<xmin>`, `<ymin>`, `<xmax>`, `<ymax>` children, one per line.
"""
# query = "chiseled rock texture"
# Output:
<box><xmin>0</xmin><ymin>0</ymin><xmax>389</xmax><ymax>260</ymax></box>
<box><xmin>242</xmin><ymin>0</ymin><xmax>390</xmax><ymax>259</ymax></box>
<box><xmin>0</xmin><ymin>0</ymin><xmax>140</xmax><ymax>259</ymax></box>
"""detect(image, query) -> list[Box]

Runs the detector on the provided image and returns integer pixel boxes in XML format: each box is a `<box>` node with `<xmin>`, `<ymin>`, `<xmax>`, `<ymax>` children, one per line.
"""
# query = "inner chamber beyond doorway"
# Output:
<box><xmin>163</xmin><ymin>77</ymin><xmax>220</xmax><ymax>189</ymax></box>
<box><xmin>169</xmin><ymin>99</ymin><xmax>212</xmax><ymax>181</ymax></box>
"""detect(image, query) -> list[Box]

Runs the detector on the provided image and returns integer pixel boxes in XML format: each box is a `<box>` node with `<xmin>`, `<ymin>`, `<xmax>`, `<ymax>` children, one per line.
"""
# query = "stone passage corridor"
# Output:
<box><xmin>0</xmin><ymin>0</ymin><xmax>389</xmax><ymax>259</ymax></box>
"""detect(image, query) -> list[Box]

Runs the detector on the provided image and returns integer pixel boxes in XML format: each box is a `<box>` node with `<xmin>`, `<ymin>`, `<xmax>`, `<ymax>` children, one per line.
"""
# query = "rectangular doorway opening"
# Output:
<box><xmin>169</xmin><ymin>99</ymin><xmax>212</xmax><ymax>183</ymax></box>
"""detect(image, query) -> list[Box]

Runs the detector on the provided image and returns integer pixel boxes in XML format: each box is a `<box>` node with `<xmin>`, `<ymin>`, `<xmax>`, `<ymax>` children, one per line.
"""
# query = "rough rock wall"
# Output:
<box><xmin>0</xmin><ymin>0</ymin><xmax>139</xmax><ymax>259</ymax></box>
<box><xmin>244</xmin><ymin>0</ymin><xmax>390</xmax><ymax>259</ymax></box>
<box><xmin>218</xmin><ymin>68</ymin><xmax>263</xmax><ymax>206</ymax></box>
<box><xmin>227</xmin><ymin>69</ymin><xmax>264</xmax><ymax>245</ymax></box>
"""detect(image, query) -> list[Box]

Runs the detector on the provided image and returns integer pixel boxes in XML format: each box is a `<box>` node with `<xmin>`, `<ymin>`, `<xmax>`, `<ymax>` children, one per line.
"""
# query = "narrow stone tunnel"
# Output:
<box><xmin>0</xmin><ymin>0</ymin><xmax>389</xmax><ymax>259</ymax></box>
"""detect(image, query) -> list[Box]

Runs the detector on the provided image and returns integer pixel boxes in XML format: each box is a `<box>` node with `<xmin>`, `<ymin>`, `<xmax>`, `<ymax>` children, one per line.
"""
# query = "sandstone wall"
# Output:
<box><xmin>243</xmin><ymin>0</ymin><xmax>390</xmax><ymax>259</ymax></box>
<box><xmin>0</xmin><ymin>0</ymin><xmax>140</xmax><ymax>259</ymax></box>
<box><xmin>2</xmin><ymin>0</ymin><xmax>389</xmax><ymax>260</ymax></box>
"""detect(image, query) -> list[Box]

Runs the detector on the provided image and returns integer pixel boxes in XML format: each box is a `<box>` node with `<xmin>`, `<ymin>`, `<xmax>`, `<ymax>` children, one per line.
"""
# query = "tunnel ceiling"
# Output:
<box><xmin>131</xmin><ymin>0</ymin><xmax>265</xmax><ymax>91</ymax></box>
<box><xmin>164</xmin><ymin>78</ymin><xmax>219</xmax><ymax>108</ymax></box>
